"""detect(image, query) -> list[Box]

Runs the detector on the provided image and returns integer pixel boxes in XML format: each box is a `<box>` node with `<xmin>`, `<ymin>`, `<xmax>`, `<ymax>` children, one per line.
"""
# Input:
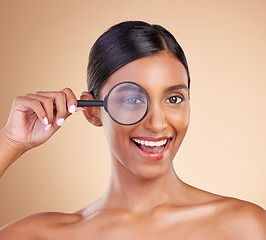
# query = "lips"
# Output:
<box><xmin>131</xmin><ymin>137</ymin><xmax>172</xmax><ymax>161</ymax></box>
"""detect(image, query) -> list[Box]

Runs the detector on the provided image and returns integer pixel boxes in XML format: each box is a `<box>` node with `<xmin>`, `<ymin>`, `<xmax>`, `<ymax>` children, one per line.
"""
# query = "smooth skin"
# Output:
<box><xmin>0</xmin><ymin>52</ymin><xmax>265</xmax><ymax>239</ymax></box>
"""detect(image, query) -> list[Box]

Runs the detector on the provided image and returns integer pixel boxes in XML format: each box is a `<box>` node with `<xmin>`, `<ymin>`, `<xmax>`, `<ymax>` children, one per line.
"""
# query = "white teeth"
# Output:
<box><xmin>133</xmin><ymin>139</ymin><xmax>167</xmax><ymax>147</ymax></box>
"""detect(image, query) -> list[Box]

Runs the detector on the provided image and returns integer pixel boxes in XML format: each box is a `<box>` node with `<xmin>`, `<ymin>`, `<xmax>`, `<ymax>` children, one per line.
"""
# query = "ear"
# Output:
<box><xmin>80</xmin><ymin>92</ymin><xmax>102</xmax><ymax>127</ymax></box>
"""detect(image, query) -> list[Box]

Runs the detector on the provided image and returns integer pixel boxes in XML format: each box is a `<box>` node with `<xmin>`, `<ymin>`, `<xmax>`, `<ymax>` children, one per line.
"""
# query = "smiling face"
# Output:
<box><xmin>98</xmin><ymin>51</ymin><xmax>190</xmax><ymax>179</ymax></box>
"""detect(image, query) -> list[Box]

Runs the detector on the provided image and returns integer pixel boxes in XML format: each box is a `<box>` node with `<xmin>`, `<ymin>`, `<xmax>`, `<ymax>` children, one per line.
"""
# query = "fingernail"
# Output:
<box><xmin>56</xmin><ymin>118</ymin><xmax>64</xmax><ymax>126</ymax></box>
<box><xmin>44</xmin><ymin>117</ymin><xmax>49</xmax><ymax>125</ymax></box>
<box><xmin>69</xmin><ymin>105</ymin><xmax>76</xmax><ymax>114</ymax></box>
<box><xmin>45</xmin><ymin>124</ymin><xmax>51</xmax><ymax>131</ymax></box>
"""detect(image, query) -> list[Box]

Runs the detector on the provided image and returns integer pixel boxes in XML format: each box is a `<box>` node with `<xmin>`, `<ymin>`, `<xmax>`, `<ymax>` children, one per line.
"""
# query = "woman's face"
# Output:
<box><xmin>99</xmin><ymin>51</ymin><xmax>190</xmax><ymax>179</ymax></box>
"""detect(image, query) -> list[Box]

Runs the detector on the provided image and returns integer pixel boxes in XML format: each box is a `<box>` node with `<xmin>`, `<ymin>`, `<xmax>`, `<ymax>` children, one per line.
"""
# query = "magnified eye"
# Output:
<box><xmin>122</xmin><ymin>96</ymin><xmax>145</xmax><ymax>104</ymax></box>
<box><xmin>166</xmin><ymin>95</ymin><xmax>183</xmax><ymax>104</ymax></box>
<box><xmin>103</xmin><ymin>81</ymin><xmax>149</xmax><ymax>125</ymax></box>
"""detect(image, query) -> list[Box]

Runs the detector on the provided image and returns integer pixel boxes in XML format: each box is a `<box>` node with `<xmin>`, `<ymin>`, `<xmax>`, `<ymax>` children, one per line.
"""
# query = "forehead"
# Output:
<box><xmin>101</xmin><ymin>52</ymin><xmax>188</xmax><ymax>96</ymax></box>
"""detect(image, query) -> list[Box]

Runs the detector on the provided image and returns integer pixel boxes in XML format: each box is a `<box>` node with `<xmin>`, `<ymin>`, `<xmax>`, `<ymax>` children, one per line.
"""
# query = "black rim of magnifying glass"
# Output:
<box><xmin>77</xmin><ymin>81</ymin><xmax>150</xmax><ymax>126</ymax></box>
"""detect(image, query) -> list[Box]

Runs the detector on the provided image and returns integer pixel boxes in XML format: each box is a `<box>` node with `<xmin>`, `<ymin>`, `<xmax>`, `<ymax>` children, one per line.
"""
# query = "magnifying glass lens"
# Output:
<box><xmin>107</xmin><ymin>82</ymin><xmax>148</xmax><ymax>125</ymax></box>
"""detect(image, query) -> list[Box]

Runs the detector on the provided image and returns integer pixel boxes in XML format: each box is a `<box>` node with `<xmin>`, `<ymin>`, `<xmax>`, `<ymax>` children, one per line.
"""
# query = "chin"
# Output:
<box><xmin>130</xmin><ymin>163</ymin><xmax>174</xmax><ymax>181</ymax></box>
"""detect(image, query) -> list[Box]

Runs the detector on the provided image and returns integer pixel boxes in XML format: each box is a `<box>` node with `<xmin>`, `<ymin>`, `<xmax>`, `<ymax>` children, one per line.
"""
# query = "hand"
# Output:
<box><xmin>1</xmin><ymin>88</ymin><xmax>80</xmax><ymax>152</ymax></box>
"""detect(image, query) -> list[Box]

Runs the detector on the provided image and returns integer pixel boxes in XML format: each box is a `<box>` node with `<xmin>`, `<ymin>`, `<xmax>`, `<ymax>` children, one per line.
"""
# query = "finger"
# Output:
<box><xmin>61</xmin><ymin>88</ymin><xmax>78</xmax><ymax>114</ymax></box>
<box><xmin>36</xmin><ymin>88</ymin><xmax>78</xmax><ymax>122</ymax></box>
<box><xmin>53</xmin><ymin>91</ymin><xmax>67</xmax><ymax>126</ymax></box>
<box><xmin>14</xmin><ymin>95</ymin><xmax>51</xmax><ymax>126</ymax></box>
<box><xmin>35</xmin><ymin>91</ymin><xmax>68</xmax><ymax>127</ymax></box>
<box><xmin>26</xmin><ymin>94</ymin><xmax>54</xmax><ymax>126</ymax></box>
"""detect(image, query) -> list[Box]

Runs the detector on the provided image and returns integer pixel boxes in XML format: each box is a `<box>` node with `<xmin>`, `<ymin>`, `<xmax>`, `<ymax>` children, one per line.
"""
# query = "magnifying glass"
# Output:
<box><xmin>77</xmin><ymin>82</ymin><xmax>149</xmax><ymax>125</ymax></box>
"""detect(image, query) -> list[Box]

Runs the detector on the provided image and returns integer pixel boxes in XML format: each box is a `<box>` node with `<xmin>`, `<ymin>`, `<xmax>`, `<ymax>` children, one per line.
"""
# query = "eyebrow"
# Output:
<box><xmin>164</xmin><ymin>84</ymin><xmax>188</xmax><ymax>92</ymax></box>
<box><xmin>114</xmin><ymin>85</ymin><xmax>140</xmax><ymax>93</ymax></box>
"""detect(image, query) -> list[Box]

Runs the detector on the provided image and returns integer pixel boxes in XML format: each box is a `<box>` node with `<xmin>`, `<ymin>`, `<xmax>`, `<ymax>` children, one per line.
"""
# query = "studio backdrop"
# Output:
<box><xmin>0</xmin><ymin>0</ymin><xmax>265</xmax><ymax>227</ymax></box>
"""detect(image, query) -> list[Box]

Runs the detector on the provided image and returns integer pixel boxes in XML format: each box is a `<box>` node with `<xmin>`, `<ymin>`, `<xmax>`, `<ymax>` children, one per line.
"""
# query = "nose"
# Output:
<box><xmin>141</xmin><ymin>102</ymin><xmax>167</xmax><ymax>132</ymax></box>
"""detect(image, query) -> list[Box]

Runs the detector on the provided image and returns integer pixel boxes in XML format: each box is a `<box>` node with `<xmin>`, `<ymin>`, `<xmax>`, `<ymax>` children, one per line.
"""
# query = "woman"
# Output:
<box><xmin>0</xmin><ymin>21</ymin><xmax>265</xmax><ymax>239</ymax></box>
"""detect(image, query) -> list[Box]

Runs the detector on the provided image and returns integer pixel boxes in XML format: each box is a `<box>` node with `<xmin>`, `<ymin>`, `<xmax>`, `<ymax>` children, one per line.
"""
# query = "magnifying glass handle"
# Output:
<box><xmin>77</xmin><ymin>100</ymin><xmax>103</xmax><ymax>107</ymax></box>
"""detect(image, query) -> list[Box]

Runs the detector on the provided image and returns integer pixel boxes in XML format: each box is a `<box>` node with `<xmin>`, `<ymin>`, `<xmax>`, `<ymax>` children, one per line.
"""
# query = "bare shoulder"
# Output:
<box><xmin>215</xmin><ymin>197</ymin><xmax>266</xmax><ymax>239</ymax></box>
<box><xmin>0</xmin><ymin>212</ymin><xmax>82</xmax><ymax>240</ymax></box>
<box><xmin>186</xmin><ymin>185</ymin><xmax>265</xmax><ymax>239</ymax></box>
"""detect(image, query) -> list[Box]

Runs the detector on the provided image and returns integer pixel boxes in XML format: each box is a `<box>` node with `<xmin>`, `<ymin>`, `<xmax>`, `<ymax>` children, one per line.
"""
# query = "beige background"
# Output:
<box><xmin>0</xmin><ymin>0</ymin><xmax>265</xmax><ymax>227</ymax></box>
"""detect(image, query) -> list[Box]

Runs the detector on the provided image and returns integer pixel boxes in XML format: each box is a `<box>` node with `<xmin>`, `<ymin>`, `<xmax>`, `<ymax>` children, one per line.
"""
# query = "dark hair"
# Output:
<box><xmin>87</xmin><ymin>21</ymin><xmax>190</xmax><ymax>99</ymax></box>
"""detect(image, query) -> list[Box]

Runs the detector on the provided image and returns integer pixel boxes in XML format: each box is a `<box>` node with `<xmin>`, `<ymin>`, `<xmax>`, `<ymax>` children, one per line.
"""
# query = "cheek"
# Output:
<box><xmin>169</xmin><ymin>104</ymin><xmax>190</xmax><ymax>131</ymax></box>
<box><xmin>102</xmin><ymin>119</ymin><xmax>122</xmax><ymax>162</ymax></box>
<box><xmin>168</xmin><ymin>106</ymin><xmax>190</xmax><ymax>157</ymax></box>
<box><xmin>101</xmin><ymin>109</ymin><xmax>117</xmax><ymax>144</ymax></box>
<box><xmin>181</xmin><ymin>105</ymin><xmax>190</xmax><ymax>128</ymax></box>
<box><xmin>100</xmin><ymin>109</ymin><xmax>132</xmax><ymax>160</ymax></box>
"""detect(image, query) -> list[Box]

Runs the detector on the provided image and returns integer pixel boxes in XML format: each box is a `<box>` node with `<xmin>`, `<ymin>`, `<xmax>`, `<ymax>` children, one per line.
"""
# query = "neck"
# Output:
<box><xmin>101</xmin><ymin>159</ymin><xmax>185</xmax><ymax>213</ymax></box>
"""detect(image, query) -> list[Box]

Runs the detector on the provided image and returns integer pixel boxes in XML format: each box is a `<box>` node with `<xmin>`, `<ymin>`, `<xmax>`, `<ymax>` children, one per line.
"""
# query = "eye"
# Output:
<box><xmin>165</xmin><ymin>95</ymin><xmax>183</xmax><ymax>104</ymax></box>
<box><xmin>122</xmin><ymin>96</ymin><xmax>145</xmax><ymax>104</ymax></box>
